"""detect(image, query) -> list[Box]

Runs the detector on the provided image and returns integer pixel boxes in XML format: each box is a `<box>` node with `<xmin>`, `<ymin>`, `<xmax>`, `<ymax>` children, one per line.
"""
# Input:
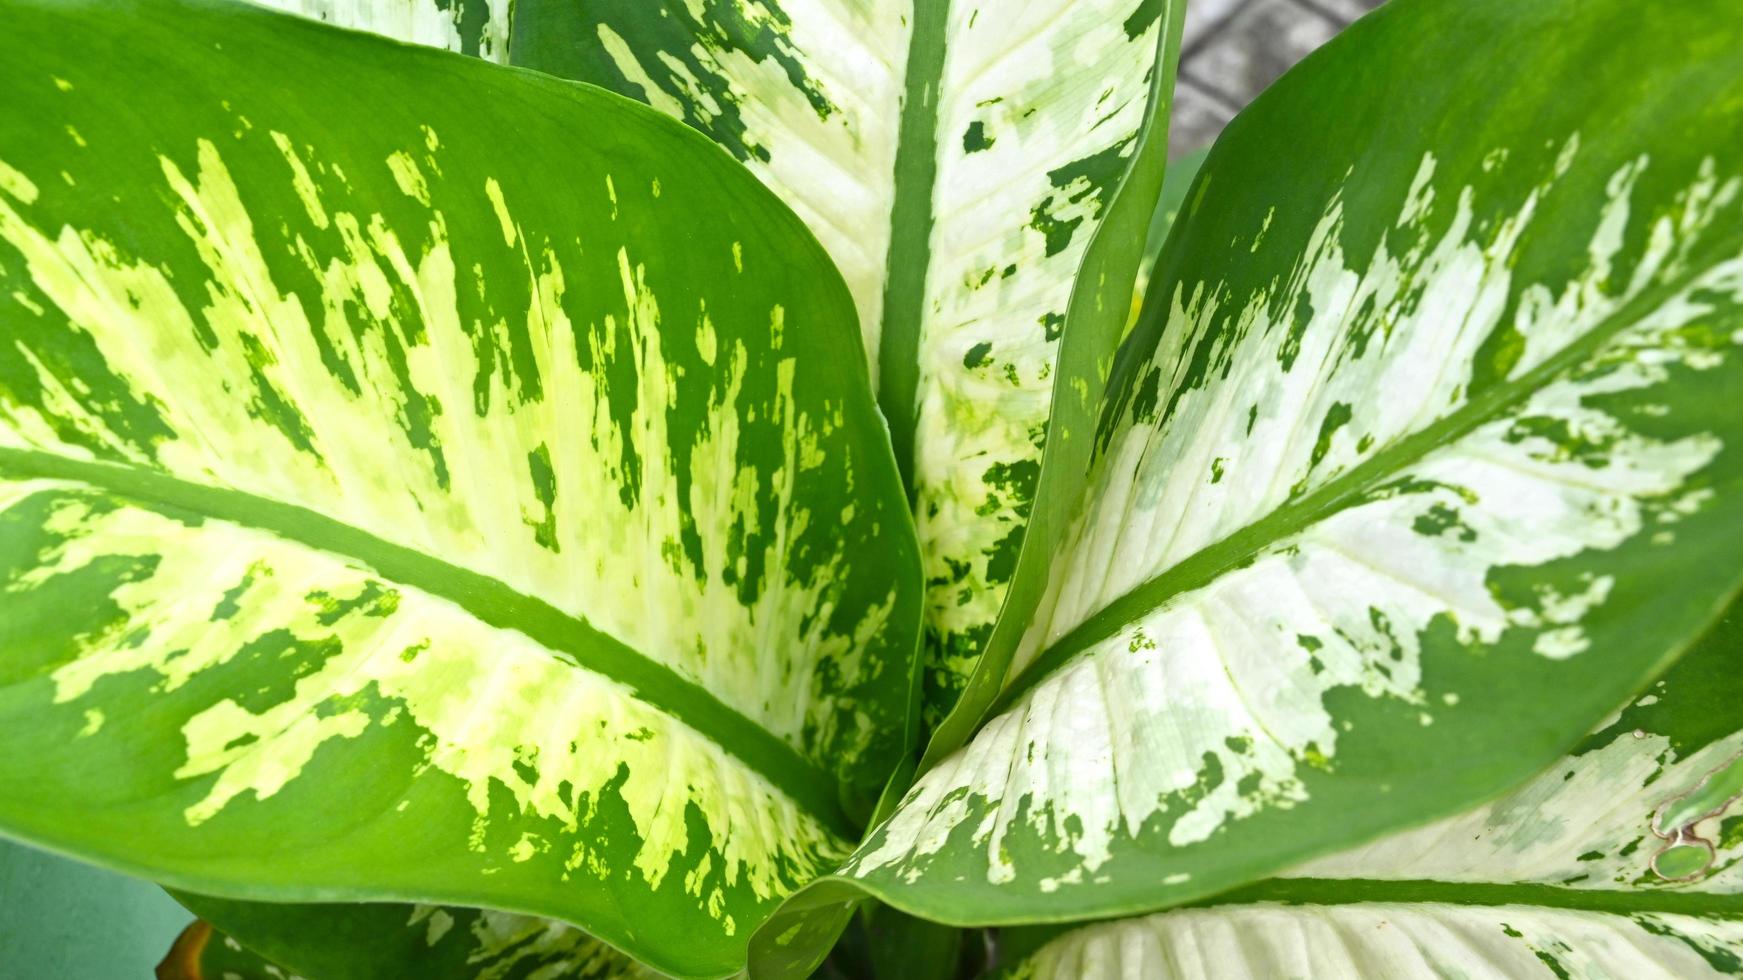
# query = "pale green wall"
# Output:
<box><xmin>0</xmin><ymin>837</ymin><xmax>192</xmax><ymax>978</ymax></box>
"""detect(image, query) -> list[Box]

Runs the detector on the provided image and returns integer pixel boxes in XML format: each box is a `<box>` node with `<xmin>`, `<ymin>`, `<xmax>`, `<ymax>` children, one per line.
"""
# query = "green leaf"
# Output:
<box><xmin>0</xmin><ymin>0</ymin><xmax>919</xmax><ymax>975</ymax></box>
<box><xmin>996</xmin><ymin>604</ymin><xmax>1743</xmax><ymax>977</ymax></box>
<box><xmin>835</xmin><ymin>0</ymin><xmax>1743</xmax><ymax>926</ymax></box>
<box><xmin>858</xmin><ymin>904</ymin><xmax>970</xmax><ymax>980</ymax></box>
<box><xmin>160</xmin><ymin>921</ymin><xmax>308</xmax><ymax>980</ymax></box>
<box><xmin>167</xmin><ymin>897</ymin><xmax>655</xmax><ymax>979</ymax></box>
<box><xmin>505</xmin><ymin>0</ymin><xmax>1187</xmax><ymax>728</ymax></box>
<box><xmin>784</xmin><ymin>902</ymin><xmax>972</xmax><ymax>980</ymax></box>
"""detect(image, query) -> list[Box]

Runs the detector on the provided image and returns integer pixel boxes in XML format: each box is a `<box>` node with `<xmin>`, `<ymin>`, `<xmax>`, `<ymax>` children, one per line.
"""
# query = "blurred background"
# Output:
<box><xmin>0</xmin><ymin>840</ymin><xmax>193</xmax><ymax>976</ymax></box>
<box><xmin>0</xmin><ymin>1</ymin><xmax>1385</xmax><ymax>975</ymax></box>
<box><xmin>1172</xmin><ymin>0</ymin><xmax>1386</xmax><ymax>157</ymax></box>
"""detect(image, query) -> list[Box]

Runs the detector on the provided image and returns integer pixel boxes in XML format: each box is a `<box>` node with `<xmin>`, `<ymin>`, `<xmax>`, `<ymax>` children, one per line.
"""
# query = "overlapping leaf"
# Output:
<box><xmin>997</xmin><ymin>604</ymin><xmax>1743</xmax><ymax>977</ymax></box>
<box><xmin>257</xmin><ymin>0</ymin><xmax>1194</xmax><ymax>825</ymax></box>
<box><xmin>0</xmin><ymin>0</ymin><xmax>918</xmax><ymax>975</ymax></box>
<box><xmin>160</xmin><ymin>922</ymin><xmax>307</xmax><ymax>980</ymax></box>
<box><xmin>502</xmin><ymin>0</ymin><xmax>1185</xmax><ymax>727</ymax></box>
<box><xmin>835</xmin><ymin>0</ymin><xmax>1743</xmax><ymax>926</ymax></box>
<box><xmin>166</xmin><ymin>898</ymin><xmax>655</xmax><ymax>980</ymax></box>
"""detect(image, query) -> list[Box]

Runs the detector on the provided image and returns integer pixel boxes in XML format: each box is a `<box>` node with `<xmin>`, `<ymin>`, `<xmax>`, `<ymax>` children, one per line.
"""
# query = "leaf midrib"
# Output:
<box><xmin>1197</xmin><ymin>876</ymin><xmax>1743</xmax><ymax>918</ymax></box>
<box><xmin>0</xmin><ymin>446</ymin><xmax>856</xmax><ymax>838</ymax></box>
<box><xmin>876</xmin><ymin>0</ymin><xmax>949</xmax><ymax>496</ymax></box>
<box><xmin>996</xmin><ymin>266</ymin><xmax>1702</xmax><ymax>712</ymax></box>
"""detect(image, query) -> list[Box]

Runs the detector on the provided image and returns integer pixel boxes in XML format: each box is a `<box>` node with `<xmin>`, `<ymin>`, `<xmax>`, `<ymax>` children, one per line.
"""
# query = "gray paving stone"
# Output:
<box><xmin>1301</xmin><ymin>0</ymin><xmax>1389</xmax><ymax>20</ymax></box>
<box><xmin>1171</xmin><ymin>0</ymin><xmax>1387</xmax><ymax>157</ymax></box>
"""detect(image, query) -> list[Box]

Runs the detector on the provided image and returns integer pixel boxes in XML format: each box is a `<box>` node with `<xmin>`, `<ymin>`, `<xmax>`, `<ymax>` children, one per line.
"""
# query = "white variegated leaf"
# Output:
<box><xmin>999</xmin><ymin>608</ymin><xmax>1743</xmax><ymax>978</ymax></box>
<box><xmin>833</xmin><ymin>0</ymin><xmax>1743</xmax><ymax>927</ymax></box>
<box><xmin>1005</xmin><ymin>904</ymin><xmax>1743</xmax><ymax>980</ymax></box>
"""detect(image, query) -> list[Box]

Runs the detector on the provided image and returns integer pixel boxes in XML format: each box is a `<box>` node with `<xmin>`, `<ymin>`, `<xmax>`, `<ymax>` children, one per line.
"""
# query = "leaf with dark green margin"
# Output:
<box><xmin>166</xmin><ymin>896</ymin><xmax>656</xmax><ymax>980</ymax></box>
<box><xmin>1127</xmin><ymin>147</ymin><xmax>1208</xmax><ymax>340</ymax></box>
<box><xmin>833</xmin><ymin>0</ymin><xmax>1743</xmax><ymax>928</ymax></box>
<box><xmin>994</xmin><ymin>601</ymin><xmax>1743</xmax><ymax>977</ymax></box>
<box><xmin>504</xmin><ymin>0</ymin><xmax>1187</xmax><ymax>733</ymax></box>
<box><xmin>0</xmin><ymin>0</ymin><xmax>919</xmax><ymax>976</ymax></box>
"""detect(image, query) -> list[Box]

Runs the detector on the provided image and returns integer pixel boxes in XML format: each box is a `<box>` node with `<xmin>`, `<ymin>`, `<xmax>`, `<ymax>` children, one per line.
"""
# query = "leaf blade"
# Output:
<box><xmin>505</xmin><ymin>0</ymin><xmax>1187</xmax><ymax>726</ymax></box>
<box><xmin>250</xmin><ymin>0</ymin><xmax>513</xmax><ymax>60</ymax></box>
<box><xmin>1001</xmin><ymin>904</ymin><xmax>1743</xmax><ymax>979</ymax></box>
<box><xmin>169</xmin><ymin>897</ymin><xmax>657</xmax><ymax>980</ymax></box>
<box><xmin>998</xmin><ymin>605</ymin><xmax>1743</xmax><ymax>976</ymax></box>
<box><xmin>837</xmin><ymin>0</ymin><xmax>1743</xmax><ymax>924</ymax></box>
<box><xmin>0</xmin><ymin>0</ymin><xmax>920</xmax><ymax>974</ymax></box>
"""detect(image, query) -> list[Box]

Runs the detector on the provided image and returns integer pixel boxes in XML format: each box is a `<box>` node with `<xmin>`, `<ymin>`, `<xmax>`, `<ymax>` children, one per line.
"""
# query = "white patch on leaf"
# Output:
<box><xmin>252</xmin><ymin>0</ymin><xmax>514</xmax><ymax>62</ymax></box>
<box><xmin>1293</xmin><ymin>722</ymin><xmax>1743</xmax><ymax>893</ymax></box>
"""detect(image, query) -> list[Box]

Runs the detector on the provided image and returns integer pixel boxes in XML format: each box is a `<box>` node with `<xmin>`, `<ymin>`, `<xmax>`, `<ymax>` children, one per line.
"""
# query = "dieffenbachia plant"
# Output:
<box><xmin>0</xmin><ymin>0</ymin><xmax>922</xmax><ymax>976</ymax></box>
<box><xmin>1</xmin><ymin>0</ymin><xmax>1741</xmax><ymax>977</ymax></box>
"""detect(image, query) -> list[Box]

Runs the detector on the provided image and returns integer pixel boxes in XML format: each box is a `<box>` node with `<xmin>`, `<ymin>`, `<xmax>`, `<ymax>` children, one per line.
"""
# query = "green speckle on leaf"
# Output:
<box><xmin>963</xmin><ymin>120</ymin><xmax>993</xmax><ymax>153</ymax></box>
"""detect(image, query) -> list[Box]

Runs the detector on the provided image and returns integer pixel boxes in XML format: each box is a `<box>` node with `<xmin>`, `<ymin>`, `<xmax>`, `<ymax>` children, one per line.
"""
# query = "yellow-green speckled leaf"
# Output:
<box><xmin>506</xmin><ymin>0</ymin><xmax>1187</xmax><ymax>733</ymax></box>
<box><xmin>0</xmin><ymin>1</ymin><xmax>919</xmax><ymax>976</ymax></box>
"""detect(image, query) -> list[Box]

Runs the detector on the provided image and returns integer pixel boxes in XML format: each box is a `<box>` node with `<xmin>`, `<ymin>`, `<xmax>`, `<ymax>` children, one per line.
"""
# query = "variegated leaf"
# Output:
<box><xmin>166</xmin><ymin>898</ymin><xmax>657</xmax><ymax>980</ymax></box>
<box><xmin>1287</xmin><ymin>607</ymin><xmax>1743</xmax><ymax>896</ymax></box>
<box><xmin>995</xmin><ymin>602</ymin><xmax>1743</xmax><ymax>978</ymax></box>
<box><xmin>0</xmin><ymin>1</ymin><xmax>918</xmax><ymax>976</ymax></box>
<box><xmin>1127</xmin><ymin>147</ymin><xmax>1206</xmax><ymax>341</ymax></box>
<box><xmin>1000</xmin><ymin>904</ymin><xmax>1743</xmax><ymax>979</ymax></box>
<box><xmin>250</xmin><ymin>0</ymin><xmax>512</xmax><ymax>61</ymax></box>
<box><xmin>508</xmin><ymin>0</ymin><xmax>1186</xmax><ymax>727</ymax></box>
<box><xmin>834</xmin><ymin>0</ymin><xmax>1743</xmax><ymax>925</ymax></box>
